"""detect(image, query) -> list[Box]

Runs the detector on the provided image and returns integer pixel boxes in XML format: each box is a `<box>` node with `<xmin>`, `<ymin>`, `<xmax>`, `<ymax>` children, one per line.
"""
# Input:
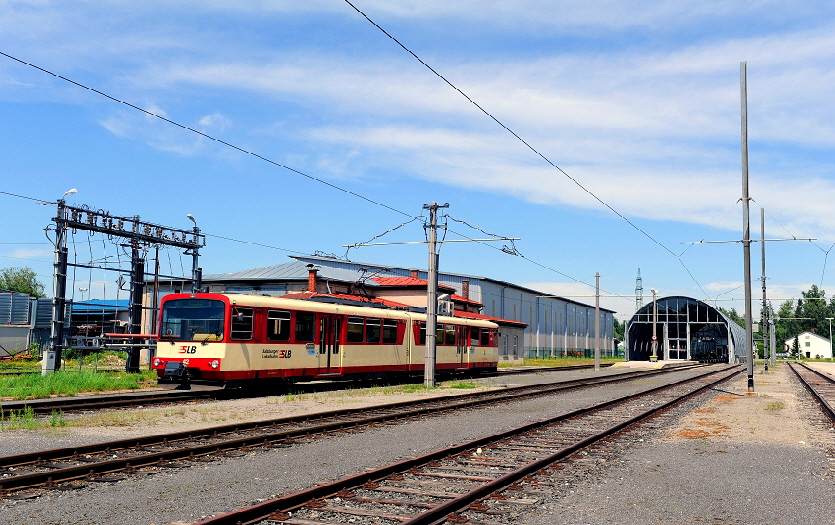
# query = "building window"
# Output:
<box><xmin>805</xmin><ymin>341</ymin><xmax>811</xmax><ymax>347</ymax></box>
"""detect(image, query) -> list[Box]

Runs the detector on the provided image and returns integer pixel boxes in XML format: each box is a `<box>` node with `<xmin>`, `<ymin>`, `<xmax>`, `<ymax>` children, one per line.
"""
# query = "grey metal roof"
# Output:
<box><xmin>292</xmin><ymin>255</ymin><xmax>616</xmax><ymax>313</ymax></box>
<box><xmin>204</xmin><ymin>260</ymin><xmax>368</xmax><ymax>284</ymax></box>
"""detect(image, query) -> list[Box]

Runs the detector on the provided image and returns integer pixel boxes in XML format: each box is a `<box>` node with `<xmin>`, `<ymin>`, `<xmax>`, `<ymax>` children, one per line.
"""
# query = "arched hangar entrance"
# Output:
<box><xmin>626</xmin><ymin>296</ymin><xmax>746</xmax><ymax>363</ymax></box>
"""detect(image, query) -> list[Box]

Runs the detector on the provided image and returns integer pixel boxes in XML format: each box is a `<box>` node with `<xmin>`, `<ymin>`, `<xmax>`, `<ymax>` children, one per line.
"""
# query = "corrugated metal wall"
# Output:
<box><xmin>296</xmin><ymin>257</ymin><xmax>614</xmax><ymax>359</ymax></box>
<box><xmin>0</xmin><ymin>292</ymin><xmax>32</xmax><ymax>325</ymax></box>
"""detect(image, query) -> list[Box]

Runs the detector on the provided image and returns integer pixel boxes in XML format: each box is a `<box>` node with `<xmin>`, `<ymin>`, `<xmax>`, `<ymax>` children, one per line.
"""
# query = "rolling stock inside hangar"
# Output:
<box><xmin>625</xmin><ymin>296</ymin><xmax>747</xmax><ymax>363</ymax></box>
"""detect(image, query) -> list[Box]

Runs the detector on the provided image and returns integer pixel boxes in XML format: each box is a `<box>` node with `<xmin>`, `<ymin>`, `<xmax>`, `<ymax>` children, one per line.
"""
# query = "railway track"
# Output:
<box><xmin>0</xmin><ymin>364</ymin><xmax>703</xmax><ymax>499</ymax></box>
<box><xmin>199</xmin><ymin>365</ymin><xmax>740</xmax><ymax>524</ymax></box>
<box><xmin>788</xmin><ymin>361</ymin><xmax>835</xmax><ymax>420</ymax></box>
<box><xmin>0</xmin><ymin>387</ymin><xmax>229</xmax><ymax>416</ymax></box>
<box><xmin>0</xmin><ymin>363</ymin><xmax>614</xmax><ymax>416</ymax></box>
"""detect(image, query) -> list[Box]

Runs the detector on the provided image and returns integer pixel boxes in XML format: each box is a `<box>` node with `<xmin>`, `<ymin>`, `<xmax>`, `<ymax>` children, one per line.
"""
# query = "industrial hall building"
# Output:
<box><xmin>625</xmin><ymin>295</ymin><xmax>747</xmax><ymax>363</ymax></box>
<box><xmin>143</xmin><ymin>255</ymin><xmax>615</xmax><ymax>360</ymax></box>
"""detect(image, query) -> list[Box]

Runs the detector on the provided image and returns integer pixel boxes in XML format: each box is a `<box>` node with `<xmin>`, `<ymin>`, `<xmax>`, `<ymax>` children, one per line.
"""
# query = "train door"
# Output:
<box><xmin>456</xmin><ymin>326</ymin><xmax>468</xmax><ymax>368</ymax></box>
<box><xmin>318</xmin><ymin>314</ymin><xmax>341</xmax><ymax>374</ymax></box>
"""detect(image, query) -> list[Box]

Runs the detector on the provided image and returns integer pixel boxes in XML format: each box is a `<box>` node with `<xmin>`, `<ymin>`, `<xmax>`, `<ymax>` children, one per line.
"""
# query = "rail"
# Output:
<box><xmin>0</xmin><ymin>365</ymin><xmax>708</xmax><ymax>497</ymax></box>
<box><xmin>199</xmin><ymin>365</ymin><xmax>740</xmax><ymax>524</ymax></box>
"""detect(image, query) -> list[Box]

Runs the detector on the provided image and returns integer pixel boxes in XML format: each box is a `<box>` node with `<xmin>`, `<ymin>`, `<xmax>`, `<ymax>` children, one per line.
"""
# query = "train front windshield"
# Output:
<box><xmin>160</xmin><ymin>299</ymin><xmax>225</xmax><ymax>342</ymax></box>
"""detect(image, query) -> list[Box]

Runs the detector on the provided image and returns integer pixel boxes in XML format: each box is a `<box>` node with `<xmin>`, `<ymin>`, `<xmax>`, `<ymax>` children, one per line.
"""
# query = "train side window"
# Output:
<box><xmin>266</xmin><ymin>310</ymin><xmax>291</xmax><ymax>341</ymax></box>
<box><xmin>469</xmin><ymin>327</ymin><xmax>480</xmax><ymax>346</ymax></box>
<box><xmin>436</xmin><ymin>324</ymin><xmax>445</xmax><ymax>345</ymax></box>
<box><xmin>295</xmin><ymin>311</ymin><xmax>315</xmax><ymax>342</ymax></box>
<box><xmin>230</xmin><ymin>307</ymin><xmax>254</xmax><ymax>340</ymax></box>
<box><xmin>366</xmin><ymin>318</ymin><xmax>381</xmax><ymax>344</ymax></box>
<box><xmin>347</xmin><ymin>317</ymin><xmax>364</xmax><ymax>343</ymax></box>
<box><xmin>445</xmin><ymin>325</ymin><xmax>456</xmax><ymax>346</ymax></box>
<box><xmin>418</xmin><ymin>321</ymin><xmax>426</xmax><ymax>345</ymax></box>
<box><xmin>480</xmin><ymin>328</ymin><xmax>490</xmax><ymax>346</ymax></box>
<box><xmin>382</xmin><ymin>319</ymin><xmax>398</xmax><ymax>344</ymax></box>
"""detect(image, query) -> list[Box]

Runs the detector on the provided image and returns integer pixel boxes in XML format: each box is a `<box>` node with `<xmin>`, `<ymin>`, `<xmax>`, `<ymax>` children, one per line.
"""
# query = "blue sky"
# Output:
<box><xmin>2</xmin><ymin>1</ymin><xmax>835</xmax><ymax>319</ymax></box>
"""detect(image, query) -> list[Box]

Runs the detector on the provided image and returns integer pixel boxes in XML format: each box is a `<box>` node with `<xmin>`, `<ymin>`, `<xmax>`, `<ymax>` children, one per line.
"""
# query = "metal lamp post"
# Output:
<box><xmin>827</xmin><ymin>318</ymin><xmax>834</xmax><ymax>359</ymax></box>
<box><xmin>187</xmin><ymin>214</ymin><xmax>202</xmax><ymax>295</ymax></box>
<box><xmin>651</xmin><ymin>288</ymin><xmax>658</xmax><ymax>362</ymax></box>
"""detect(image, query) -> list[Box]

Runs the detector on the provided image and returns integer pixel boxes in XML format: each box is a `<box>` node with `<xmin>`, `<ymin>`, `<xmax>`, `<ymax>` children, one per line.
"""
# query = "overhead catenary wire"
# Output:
<box><xmin>0</xmin><ymin>51</ymin><xmax>691</xmax><ymax>304</ymax></box>
<box><xmin>341</xmin><ymin>0</ymin><xmax>710</xmax><ymax>300</ymax></box>
<box><xmin>4</xmin><ymin>184</ymin><xmax>636</xmax><ymax>307</ymax></box>
<box><xmin>0</xmin><ymin>51</ymin><xmax>413</xmax><ymax>220</ymax></box>
<box><xmin>678</xmin><ymin>199</ymin><xmax>741</xmax><ymax>258</ymax></box>
<box><xmin>345</xmin><ymin>216</ymin><xmax>423</xmax><ymax>260</ymax></box>
<box><xmin>750</xmin><ymin>198</ymin><xmax>834</xmax><ymax>289</ymax></box>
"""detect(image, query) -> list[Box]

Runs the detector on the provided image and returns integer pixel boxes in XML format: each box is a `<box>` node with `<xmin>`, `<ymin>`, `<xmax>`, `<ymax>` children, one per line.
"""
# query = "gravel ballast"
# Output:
<box><xmin>516</xmin><ymin>363</ymin><xmax>835</xmax><ymax>524</ymax></box>
<box><xmin>3</xmin><ymin>365</ymin><xmax>824</xmax><ymax>524</ymax></box>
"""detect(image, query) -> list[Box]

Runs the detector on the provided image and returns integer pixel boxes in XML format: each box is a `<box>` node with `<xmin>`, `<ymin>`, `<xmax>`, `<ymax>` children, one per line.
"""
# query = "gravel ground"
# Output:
<box><xmin>516</xmin><ymin>362</ymin><xmax>835</xmax><ymax>525</ymax></box>
<box><xmin>0</xmin><ymin>365</ymin><xmax>705</xmax><ymax>524</ymax></box>
<box><xmin>0</xmin><ymin>366</ymin><xmax>630</xmax><ymax>457</ymax></box>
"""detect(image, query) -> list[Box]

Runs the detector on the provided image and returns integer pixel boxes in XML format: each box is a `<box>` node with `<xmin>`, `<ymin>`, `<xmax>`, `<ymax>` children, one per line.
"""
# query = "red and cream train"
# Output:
<box><xmin>152</xmin><ymin>293</ymin><xmax>499</xmax><ymax>386</ymax></box>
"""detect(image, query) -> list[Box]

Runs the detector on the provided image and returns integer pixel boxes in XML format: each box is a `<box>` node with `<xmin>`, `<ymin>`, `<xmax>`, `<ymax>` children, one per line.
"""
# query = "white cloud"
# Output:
<box><xmin>198</xmin><ymin>112</ymin><xmax>231</xmax><ymax>131</ymax></box>
<box><xmin>98</xmin><ymin>106</ymin><xmax>225</xmax><ymax>157</ymax></box>
<box><xmin>9</xmin><ymin>248</ymin><xmax>52</xmax><ymax>259</ymax></box>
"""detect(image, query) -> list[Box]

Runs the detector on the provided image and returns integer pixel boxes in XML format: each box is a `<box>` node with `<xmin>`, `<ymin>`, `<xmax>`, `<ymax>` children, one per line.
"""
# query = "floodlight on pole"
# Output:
<box><xmin>61</xmin><ymin>188</ymin><xmax>77</xmax><ymax>200</ymax></box>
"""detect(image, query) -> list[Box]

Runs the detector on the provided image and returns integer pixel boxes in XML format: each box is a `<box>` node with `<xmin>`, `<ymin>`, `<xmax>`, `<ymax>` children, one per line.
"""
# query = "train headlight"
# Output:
<box><xmin>210</xmin><ymin>359</ymin><xmax>219</xmax><ymax>369</ymax></box>
<box><xmin>152</xmin><ymin>358</ymin><xmax>163</xmax><ymax>368</ymax></box>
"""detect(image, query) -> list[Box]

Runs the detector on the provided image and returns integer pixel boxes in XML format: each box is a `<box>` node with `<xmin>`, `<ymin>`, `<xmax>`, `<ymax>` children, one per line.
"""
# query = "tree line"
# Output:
<box><xmin>720</xmin><ymin>284</ymin><xmax>834</xmax><ymax>355</ymax></box>
<box><xmin>0</xmin><ymin>267</ymin><xmax>45</xmax><ymax>297</ymax></box>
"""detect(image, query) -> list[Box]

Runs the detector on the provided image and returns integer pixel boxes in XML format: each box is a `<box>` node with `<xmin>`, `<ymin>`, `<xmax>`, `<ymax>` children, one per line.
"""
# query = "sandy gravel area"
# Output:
<box><xmin>665</xmin><ymin>362</ymin><xmax>833</xmax><ymax>445</ymax></box>
<box><xmin>519</xmin><ymin>362</ymin><xmax>835</xmax><ymax>524</ymax></box>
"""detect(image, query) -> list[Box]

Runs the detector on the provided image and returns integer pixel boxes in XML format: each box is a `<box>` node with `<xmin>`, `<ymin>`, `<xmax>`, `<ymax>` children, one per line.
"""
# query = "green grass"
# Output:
<box><xmin>0</xmin><ymin>370</ymin><xmax>157</xmax><ymax>400</ymax></box>
<box><xmin>444</xmin><ymin>380</ymin><xmax>479</xmax><ymax>389</ymax></box>
<box><xmin>0</xmin><ymin>360</ymin><xmax>41</xmax><ymax>373</ymax></box>
<box><xmin>49</xmin><ymin>409</ymin><xmax>67</xmax><ymax>427</ymax></box>
<box><xmin>0</xmin><ymin>405</ymin><xmax>37</xmax><ymax>430</ymax></box>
